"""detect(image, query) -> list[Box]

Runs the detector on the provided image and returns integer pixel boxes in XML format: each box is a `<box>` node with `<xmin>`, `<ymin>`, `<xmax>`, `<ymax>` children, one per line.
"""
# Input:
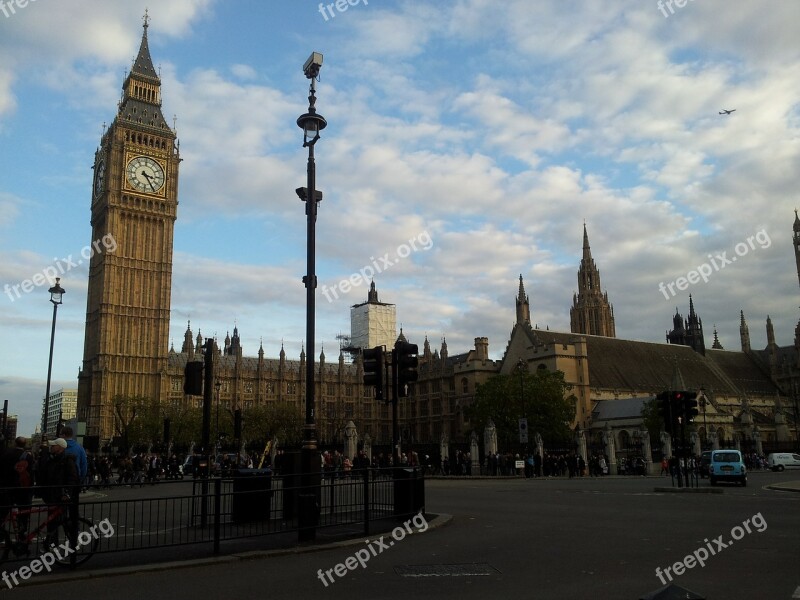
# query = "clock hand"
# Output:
<box><xmin>141</xmin><ymin>170</ymin><xmax>155</xmax><ymax>190</ymax></box>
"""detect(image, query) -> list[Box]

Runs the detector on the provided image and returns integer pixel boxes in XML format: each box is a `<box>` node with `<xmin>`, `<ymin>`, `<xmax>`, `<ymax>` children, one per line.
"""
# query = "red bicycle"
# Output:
<box><xmin>0</xmin><ymin>503</ymin><xmax>99</xmax><ymax>567</ymax></box>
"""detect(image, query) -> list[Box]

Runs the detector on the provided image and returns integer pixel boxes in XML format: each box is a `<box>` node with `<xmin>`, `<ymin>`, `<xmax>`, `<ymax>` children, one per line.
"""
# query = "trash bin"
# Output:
<box><xmin>393</xmin><ymin>467</ymin><xmax>425</xmax><ymax>517</ymax></box>
<box><xmin>232</xmin><ymin>468</ymin><xmax>272</xmax><ymax>523</ymax></box>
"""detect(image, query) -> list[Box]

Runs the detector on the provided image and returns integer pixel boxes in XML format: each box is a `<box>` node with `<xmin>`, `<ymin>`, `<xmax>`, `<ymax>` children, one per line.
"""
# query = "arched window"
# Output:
<box><xmin>618</xmin><ymin>430</ymin><xmax>630</xmax><ymax>449</ymax></box>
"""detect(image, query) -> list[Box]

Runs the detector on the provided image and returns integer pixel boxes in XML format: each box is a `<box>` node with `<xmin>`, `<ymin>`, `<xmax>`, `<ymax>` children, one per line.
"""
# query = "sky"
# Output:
<box><xmin>1</xmin><ymin>0</ymin><xmax>799</xmax><ymax>437</ymax></box>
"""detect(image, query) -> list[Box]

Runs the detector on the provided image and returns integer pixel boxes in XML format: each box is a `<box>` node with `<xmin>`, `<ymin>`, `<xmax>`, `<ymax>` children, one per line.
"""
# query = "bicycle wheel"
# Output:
<box><xmin>50</xmin><ymin>517</ymin><xmax>100</xmax><ymax>567</ymax></box>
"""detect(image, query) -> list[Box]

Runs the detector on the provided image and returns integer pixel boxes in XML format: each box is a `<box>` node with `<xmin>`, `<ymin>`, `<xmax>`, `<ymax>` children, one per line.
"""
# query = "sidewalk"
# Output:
<box><xmin>2</xmin><ymin>512</ymin><xmax>452</xmax><ymax>588</ymax></box>
<box><xmin>765</xmin><ymin>479</ymin><xmax>800</xmax><ymax>493</ymax></box>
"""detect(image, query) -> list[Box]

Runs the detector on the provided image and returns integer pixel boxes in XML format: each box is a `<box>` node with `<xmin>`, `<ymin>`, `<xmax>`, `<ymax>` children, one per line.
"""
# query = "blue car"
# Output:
<box><xmin>709</xmin><ymin>449</ymin><xmax>747</xmax><ymax>487</ymax></box>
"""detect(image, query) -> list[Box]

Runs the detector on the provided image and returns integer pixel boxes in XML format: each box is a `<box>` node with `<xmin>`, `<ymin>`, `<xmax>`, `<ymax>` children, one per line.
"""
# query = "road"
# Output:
<box><xmin>4</xmin><ymin>471</ymin><xmax>799</xmax><ymax>599</ymax></box>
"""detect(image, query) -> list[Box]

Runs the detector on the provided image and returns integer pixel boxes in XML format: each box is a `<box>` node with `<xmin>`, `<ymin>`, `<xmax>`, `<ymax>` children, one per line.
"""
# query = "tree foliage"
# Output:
<box><xmin>241</xmin><ymin>402</ymin><xmax>303</xmax><ymax>446</ymax></box>
<box><xmin>112</xmin><ymin>395</ymin><xmax>202</xmax><ymax>451</ymax></box>
<box><xmin>465</xmin><ymin>368</ymin><xmax>576</xmax><ymax>451</ymax></box>
<box><xmin>640</xmin><ymin>397</ymin><xmax>663</xmax><ymax>443</ymax></box>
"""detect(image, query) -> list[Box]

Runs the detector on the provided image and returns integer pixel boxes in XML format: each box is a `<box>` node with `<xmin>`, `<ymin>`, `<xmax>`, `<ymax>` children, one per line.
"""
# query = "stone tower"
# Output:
<box><xmin>350</xmin><ymin>280</ymin><xmax>397</xmax><ymax>350</ymax></box>
<box><xmin>570</xmin><ymin>224</ymin><xmax>616</xmax><ymax>337</ymax></box>
<box><xmin>666</xmin><ymin>296</ymin><xmax>705</xmax><ymax>354</ymax></box>
<box><xmin>78</xmin><ymin>15</ymin><xmax>180</xmax><ymax>441</ymax></box>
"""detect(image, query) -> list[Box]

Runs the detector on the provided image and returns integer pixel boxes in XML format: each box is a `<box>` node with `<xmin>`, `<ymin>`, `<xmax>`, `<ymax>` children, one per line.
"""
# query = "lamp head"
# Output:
<box><xmin>49</xmin><ymin>277</ymin><xmax>65</xmax><ymax>305</ymax></box>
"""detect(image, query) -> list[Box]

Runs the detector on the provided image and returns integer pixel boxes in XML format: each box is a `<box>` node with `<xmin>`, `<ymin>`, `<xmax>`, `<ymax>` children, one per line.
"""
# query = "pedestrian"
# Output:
<box><xmin>0</xmin><ymin>436</ymin><xmax>34</xmax><ymax>538</ymax></box>
<box><xmin>36</xmin><ymin>438</ymin><xmax>79</xmax><ymax>546</ymax></box>
<box><xmin>660</xmin><ymin>457</ymin><xmax>669</xmax><ymax>476</ymax></box>
<box><xmin>60</xmin><ymin>426</ymin><xmax>88</xmax><ymax>489</ymax></box>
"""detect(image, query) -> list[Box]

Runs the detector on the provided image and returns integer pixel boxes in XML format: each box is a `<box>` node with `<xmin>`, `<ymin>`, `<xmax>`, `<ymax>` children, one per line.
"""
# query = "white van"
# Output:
<box><xmin>767</xmin><ymin>453</ymin><xmax>800</xmax><ymax>471</ymax></box>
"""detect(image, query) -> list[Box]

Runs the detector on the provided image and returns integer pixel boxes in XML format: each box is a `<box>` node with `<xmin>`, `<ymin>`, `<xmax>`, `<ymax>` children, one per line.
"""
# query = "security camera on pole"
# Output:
<box><xmin>297</xmin><ymin>51</ymin><xmax>326</xmax><ymax>542</ymax></box>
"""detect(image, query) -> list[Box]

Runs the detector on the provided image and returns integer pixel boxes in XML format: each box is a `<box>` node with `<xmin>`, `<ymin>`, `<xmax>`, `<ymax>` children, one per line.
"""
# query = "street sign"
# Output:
<box><xmin>518</xmin><ymin>418</ymin><xmax>528</xmax><ymax>443</ymax></box>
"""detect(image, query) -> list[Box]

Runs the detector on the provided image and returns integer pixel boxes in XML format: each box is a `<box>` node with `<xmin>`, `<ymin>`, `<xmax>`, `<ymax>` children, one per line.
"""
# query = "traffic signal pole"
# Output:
<box><xmin>670</xmin><ymin>394</ymin><xmax>683</xmax><ymax>488</ymax></box>
<box><xmin>391</xmin><ymin>351</ymin><xmax>399</xmax><ymax>468</ymax></box>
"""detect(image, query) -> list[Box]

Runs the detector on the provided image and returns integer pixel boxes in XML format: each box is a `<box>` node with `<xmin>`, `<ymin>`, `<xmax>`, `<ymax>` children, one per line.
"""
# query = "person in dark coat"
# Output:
<box><xmin>36</xmin><ymin>438</ymin><xmax>79</xmax><ymax>544</ymax></box>
<box><xmin>0</xmin><ymin>436</ymin><xmax>34</xmax><ymax>537</ymax></box>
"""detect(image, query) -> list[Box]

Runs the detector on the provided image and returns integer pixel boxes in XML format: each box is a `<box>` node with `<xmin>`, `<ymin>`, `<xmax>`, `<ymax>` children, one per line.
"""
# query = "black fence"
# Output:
<box><xmin>0</xmin><ymin>467</ymin><xmax>424</xmax><ymax>566</ymax></box>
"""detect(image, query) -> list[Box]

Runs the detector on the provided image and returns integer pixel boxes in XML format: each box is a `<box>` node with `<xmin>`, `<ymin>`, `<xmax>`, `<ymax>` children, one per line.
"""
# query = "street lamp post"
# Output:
<box><xmin>297</xmin><ymin>51</ymin><xmax>326</xmax><ymax>542</ymax></box>
<box><xmin>517</xmin><ymin>358</ymin><xmax>529</xmax><ymax>466</ymax></box>
<box><xmin>215</xmin><ymin>380</ymin><xmax>221</xmax><ymax>452</ymax></box>
<box><xmin>699</xmin><ymin>387</ymin><xmax>708</xmax><ymax>450</ymax></box>
<box><xmin>42</xmin><ymin>278</ymin><xmax>65</xmax><ymax>437</ymax></box>
<box><xmin>792</xmin><ymin>382</ymin><xmax>800</xmax><ymax>448</ymax></box>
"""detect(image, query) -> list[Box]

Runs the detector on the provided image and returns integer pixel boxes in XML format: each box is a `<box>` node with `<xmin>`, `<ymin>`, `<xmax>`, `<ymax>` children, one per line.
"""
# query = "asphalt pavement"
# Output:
<box><xmin>3</xmin><ymin>471</ymin><xmax>799</xmax><ymax>600</ymax></box>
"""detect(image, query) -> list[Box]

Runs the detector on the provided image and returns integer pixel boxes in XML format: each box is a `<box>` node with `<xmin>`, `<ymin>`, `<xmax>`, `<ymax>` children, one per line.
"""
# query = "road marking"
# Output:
<box><xmin>792</xmin><ymin>585</ymin><xmax>800</xmax><ymax>598</ymax></box>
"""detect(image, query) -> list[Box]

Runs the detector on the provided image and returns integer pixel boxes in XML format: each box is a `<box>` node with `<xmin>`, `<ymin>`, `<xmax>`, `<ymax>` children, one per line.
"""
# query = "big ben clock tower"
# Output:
<box><xmin>78</xmin><ymin>14</ymin><xmax>180</xmax><ymax>442</ymax></box>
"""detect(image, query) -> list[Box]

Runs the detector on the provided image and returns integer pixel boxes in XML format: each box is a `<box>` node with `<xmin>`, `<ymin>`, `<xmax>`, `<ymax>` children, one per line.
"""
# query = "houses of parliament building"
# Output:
<box><xmin>76</xmin><ymin>19</ymin><xmax>798</xmax><ymax>455</ymax></box>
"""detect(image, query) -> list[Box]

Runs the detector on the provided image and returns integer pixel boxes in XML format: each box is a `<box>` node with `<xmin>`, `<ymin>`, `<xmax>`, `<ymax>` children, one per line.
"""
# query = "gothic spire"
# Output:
<box><xmin>712</xmin><ymin>326</ymin><xmax>723</xmax><ymax>350</ymax></box>
<box><xmin>582</xmin><ymin>222</ymin><xmax>592</xmax><ymax>261</ymax></box>
<box><xmin>118</xmin><ymin>12</ymin><xmax>171</xmax><ymax>133</ymax></box>
<box><xmin>130</xmin><ymin>10</ymin><xmax>159</xmax><ymax>82</ymax></box>
<box><xmin>794</xmin><ymin>210</ymin><xmax>800</xmax><ymax>288</ymax></box>
<box><xmin>740</xmin><ymin>310</ymin><xmax>751</xmax><ymax>352</ymax></box>
<box><xmin>766</xmin><ymin>315</ymin><xmax>776</xmax><ymax>347</ymax></box>
<box><xmin>182</xmin><ymin>320</ymin><xmax>194</xmax><ymax>355</ymax></box>
<box><xmin>570</xmin><ymin>224</ymin><xmax>616</xmax><ymax>337</ymax></box>
<box><xmin>516</xmin><ymin>275</ymin><xmax>531</xmax><ymax>325</ymax></box>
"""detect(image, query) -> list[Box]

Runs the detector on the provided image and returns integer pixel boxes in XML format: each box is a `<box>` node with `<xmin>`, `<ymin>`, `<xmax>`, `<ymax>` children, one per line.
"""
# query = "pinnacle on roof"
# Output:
<box><xmin>368</xmin><ymin>279</ymin><xmax>379</xmax><ymax>303</ymax></box>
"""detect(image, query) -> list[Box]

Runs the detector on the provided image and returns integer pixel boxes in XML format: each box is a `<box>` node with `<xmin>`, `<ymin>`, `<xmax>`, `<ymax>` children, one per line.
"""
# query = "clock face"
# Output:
<box><xmin>93</xmin><ymin>159</ymin><xmax>106</xmax><ymax>196</ymax></box>
<box><xmin>126</xmin><ymin>156</ymin><xmax>165</xmax><ymax>194</ymax></box>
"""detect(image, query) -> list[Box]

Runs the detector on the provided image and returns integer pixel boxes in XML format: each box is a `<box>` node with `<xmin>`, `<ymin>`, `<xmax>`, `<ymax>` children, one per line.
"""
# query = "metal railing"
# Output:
<box><xmin>0</xmin><ymin>467</ymin><xmax>424</xmax><ymax>565</ymax></box>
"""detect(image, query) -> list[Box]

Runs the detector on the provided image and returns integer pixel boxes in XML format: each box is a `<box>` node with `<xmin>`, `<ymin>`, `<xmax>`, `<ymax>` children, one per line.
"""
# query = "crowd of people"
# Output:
<box><xmin>742</xmin><ymin>452</ymin><xmax>770</xmax><ymax>470</ymax></box>
<box><xmin>444</xmin><ymin>451</ymin><xmax>621</xmax><ymax>478</ymax></box>
<box><xmin>0</xmin><ymin>427</ymin><xmax>87</xmax><ymax>543</ymax></box>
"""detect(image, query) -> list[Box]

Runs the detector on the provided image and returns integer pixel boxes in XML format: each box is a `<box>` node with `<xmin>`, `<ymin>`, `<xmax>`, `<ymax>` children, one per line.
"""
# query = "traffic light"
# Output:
<box><xmin>184</xmin><ymin>360</ymin><xmax>204</xmax><ymax>395</ymax></box>
<box><xmin>395</xmin><ymin>341</ymin><xmax>419</xmax><ymax>397</ymax></box>
<box><xmin>656</xmin><ymin>391</ymin><xmax>677</xmax><ymax>435</ymax></box>
<box><xmin>672</xmin><ymin>391</ymin><xmax>684</xmax><ymax>430</ymax></box>
<box><xmin>362</xmin><ymin>346</ymin><xmax>385</xmax><ymax>401</ymax></box>
<box><xmin>683</xmin><ymin>391</ymin><xmax>699</xmax><ymax>421</ymax></box>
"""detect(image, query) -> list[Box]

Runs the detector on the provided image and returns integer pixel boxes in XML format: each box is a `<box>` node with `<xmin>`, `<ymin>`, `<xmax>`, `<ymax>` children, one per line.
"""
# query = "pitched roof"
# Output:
<box><xmin>522</xmin><ymin>327</ymin><xmax>782</xmax><ymax>397</ymax></box>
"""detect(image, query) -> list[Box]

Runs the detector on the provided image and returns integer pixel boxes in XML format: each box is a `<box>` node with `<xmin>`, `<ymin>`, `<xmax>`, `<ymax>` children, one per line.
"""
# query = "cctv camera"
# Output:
<box><xmin>303</xmin><ymin>52</ymin><xmax>324</xmax><ymax>78</ymax></box>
